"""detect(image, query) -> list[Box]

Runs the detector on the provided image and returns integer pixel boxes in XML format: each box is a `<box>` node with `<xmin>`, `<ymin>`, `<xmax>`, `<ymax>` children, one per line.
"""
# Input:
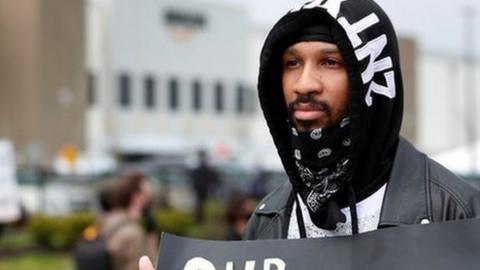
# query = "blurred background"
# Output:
<box><xmin>0</xmin><ymin>0</ymin><xmax>479</xmax><ymax>269</ymax></box>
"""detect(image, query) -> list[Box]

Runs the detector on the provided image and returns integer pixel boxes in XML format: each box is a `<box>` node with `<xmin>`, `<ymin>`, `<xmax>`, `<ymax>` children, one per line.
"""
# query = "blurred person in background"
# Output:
<box><xmin>75</xmin><ymin>179</ymin><xmax>118</xmax><ymax>270</ymax></box>
<box><xmin>189</xmin><ymin>150</ymin><xmax>220</xmax><ymax>223</ymax></box>
<box><xmin>102</xmin><ymin>173</ymin><xmax>156</xmax><ymax>270</ymax></box>
<box><xmin>225</xmin><ymin>193</ymin><xmax>256</xmax><ymax>241</ymax></box>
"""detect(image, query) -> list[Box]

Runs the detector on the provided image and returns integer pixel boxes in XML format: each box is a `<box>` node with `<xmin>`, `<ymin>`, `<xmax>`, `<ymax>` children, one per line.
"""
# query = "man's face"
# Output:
<box><xmin>282</xmin><ymin>41</ymin><xmax>349</xmax><ymax>132</ymax></box>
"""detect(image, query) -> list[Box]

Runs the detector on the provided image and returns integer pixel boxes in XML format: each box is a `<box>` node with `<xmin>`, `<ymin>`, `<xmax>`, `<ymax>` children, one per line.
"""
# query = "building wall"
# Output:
<box><xmin>0</xmin><ymin>0</ymin><xmax>86</xmax><ymax>165</ymax></box>
<box><xmin>417</xmin><ymin>51</ymin><xmax>480</xmax><ymax>155</ymax></box>
<box><xmin>37</xmin><ymin>0</ymin><xmax>86</xmax><ymax>159</ymax></box>
<box><xmin>0</xmin><ymin>0</ymin><xmax>39</xmax><ymax>161</ymax></box>
<box><xmin>398</xmin><ymin>37</ymin><xmax>417</xmax><ymax>144</ymax></box>
<box><xmin>87</xmin><ymin>0</ymin><xmax>255</xmax><ymax>160</ymax></box>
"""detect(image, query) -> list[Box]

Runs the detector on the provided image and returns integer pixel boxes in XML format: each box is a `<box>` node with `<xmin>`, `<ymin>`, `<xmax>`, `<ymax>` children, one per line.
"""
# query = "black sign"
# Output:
<box><xmin>156</xmin><ymin>218</ymin><xmax>480</xmax><ymax>270</ymax></box>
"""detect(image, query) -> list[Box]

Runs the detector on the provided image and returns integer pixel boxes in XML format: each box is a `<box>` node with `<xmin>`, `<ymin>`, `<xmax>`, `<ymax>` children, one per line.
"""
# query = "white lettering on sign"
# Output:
<box><xmin>264</xmin><ymin>258</ymin><xmax>286</xmax><ymax>270</ymax></box>
<box><xmin>245</xmin><ymin>261</ymin><xmax>256</xmax><ymax>270</ymax></box>
<box><xmin>185</xmin><ymin>258</ymin><xmax>287</xmax><ymax>270</ymax></box>
<box><xmin>184</xmin><ymin>257</ymin><xmax>216</xmax><ymax>270</ymax></box>
<box><xmin>291</xmin><ymin>0</ymin><xmax>347</xmax><ymax>18</ymax></box>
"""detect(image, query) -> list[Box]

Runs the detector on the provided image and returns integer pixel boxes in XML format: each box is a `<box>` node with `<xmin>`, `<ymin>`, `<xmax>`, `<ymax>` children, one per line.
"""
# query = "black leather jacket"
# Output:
<box><xmin>244</xmin><ymin>139</ymin><xmax>480</xmax><ymax>240</ymax></box>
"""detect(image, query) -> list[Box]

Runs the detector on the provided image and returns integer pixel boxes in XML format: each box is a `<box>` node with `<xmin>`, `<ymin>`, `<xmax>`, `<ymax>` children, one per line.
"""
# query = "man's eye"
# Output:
<box><xmin>325</xmin><ymin>59</ymin><xmax>339</xmax><ymax>66</ymax></box>
<box><xmin>323</xmin><ymin>58</ymin><xmax>345</xmax><ymax>69</ymax></box>
<box><xmin>284</xmin><ymin>59</ymin><xmax>300</xmax><ymax>68</ymax></box>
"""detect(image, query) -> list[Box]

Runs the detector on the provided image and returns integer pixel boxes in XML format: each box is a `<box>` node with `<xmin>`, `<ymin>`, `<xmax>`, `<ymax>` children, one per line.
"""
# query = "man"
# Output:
<box><xmin>225</xmin><ymin>193</ymin><xmax>257</xmax><ymax>240</ymax></box>
<box><xmin>190</xmin><ymin>150</ymin><xmax>220</xmax><ymax>223</ymax></box>
<box><xmin>244</xmin><ymin>0</ymin><xmax>480</xmax><ymax>239</ymax></box>
<box><xmin>138</xmin><ymin>0</ymin><xmax>480</xmax><ymax>268</ymax></box>
<box><xmin>101</xmin><ymin>173</ymin><xmax>156</xmax><ymax>270</ymax></box>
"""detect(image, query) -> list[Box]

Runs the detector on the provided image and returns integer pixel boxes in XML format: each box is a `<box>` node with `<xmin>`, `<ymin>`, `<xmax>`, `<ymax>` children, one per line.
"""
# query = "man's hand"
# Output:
<box><xmin>139</xmin><ymin>256</ymin><xmax>155</xmax><ymax>270</ymax></box>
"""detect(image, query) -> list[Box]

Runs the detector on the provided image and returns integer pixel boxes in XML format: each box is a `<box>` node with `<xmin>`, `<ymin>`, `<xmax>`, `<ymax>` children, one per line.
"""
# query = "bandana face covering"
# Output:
<box><xmin>289</xmin><ymin>117</ymin><xmax>351</xmax><ymax>229</ymax></box>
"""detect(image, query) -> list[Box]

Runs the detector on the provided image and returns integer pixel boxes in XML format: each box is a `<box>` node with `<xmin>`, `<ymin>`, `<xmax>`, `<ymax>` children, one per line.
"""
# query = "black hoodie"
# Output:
<box><xmin>258</xmin><ymin>0</ymin><xmax>404</xmax><ymax>214</ymax></box>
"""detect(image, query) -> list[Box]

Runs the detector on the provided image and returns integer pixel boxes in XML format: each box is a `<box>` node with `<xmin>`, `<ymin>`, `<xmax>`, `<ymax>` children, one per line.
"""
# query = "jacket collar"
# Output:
<box><xmin>379</xmin><ymin>138</ymin><xmax>429</xmax><ymax>227</ymax></box>
<box><xmin>255</xmin><ymin>180</ymin><xmax>293</xmax><ymax>215</ymax></box>
<box><xmin>255</xmin><ymin>138</ymin><xmax>429</xmax><ymax>226</ymax></box>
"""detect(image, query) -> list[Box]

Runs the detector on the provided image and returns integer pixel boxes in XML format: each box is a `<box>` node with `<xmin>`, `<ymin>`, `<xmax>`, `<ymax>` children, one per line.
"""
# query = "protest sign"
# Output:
<box><xmin>156</xmin><ymin>218</ymin><xmax>480</xmax><ymax>270</ymax></box>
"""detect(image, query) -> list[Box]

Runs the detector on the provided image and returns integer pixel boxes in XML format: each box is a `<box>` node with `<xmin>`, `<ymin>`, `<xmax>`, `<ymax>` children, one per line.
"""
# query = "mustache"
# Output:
<box><xmin>287</xmin><ymin>95</ymin><xmax>332</xmax><ymax>117</ymax></box>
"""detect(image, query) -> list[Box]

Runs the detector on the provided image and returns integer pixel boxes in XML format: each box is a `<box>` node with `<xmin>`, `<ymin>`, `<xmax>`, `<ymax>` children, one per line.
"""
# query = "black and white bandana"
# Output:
<box><xmin>289</xmin><ymin>117</ymin><xmax>351</xmax><ymax>229</ymax></box>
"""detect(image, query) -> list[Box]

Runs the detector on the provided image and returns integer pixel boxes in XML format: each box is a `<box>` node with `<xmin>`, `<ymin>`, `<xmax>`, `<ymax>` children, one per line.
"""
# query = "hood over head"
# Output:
<box><xmin>258</xmin><ymin>0</ymin><xmax>404</xmax><ymax>204</ymax></box>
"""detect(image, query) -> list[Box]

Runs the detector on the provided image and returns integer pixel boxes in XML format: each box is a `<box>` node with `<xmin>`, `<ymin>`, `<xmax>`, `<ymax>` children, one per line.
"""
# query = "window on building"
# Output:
<box><xmin>236</xmin><ymin>83</ymin><xmax>245</xmax><ymax>114</ymax></box>
<box><xmin>87</xmin><ymin>72</ymin><xmax>96</xmax><ymax>106</ymax></box>
<box><xmin>214</xmin><ymin>82</ymin><xmax>224</xmax><ymax>113</ymax></box>
<box><xmin>192</xmin><ymin>80</ymin><xmax>202</xmax><ymax>111</ymax></box>
<box><xmin>119</xmin><ymin>73</ymin><xmax>131</xmax><ymax>108</ymax></box>
<box><xmin>247</xmin><ymin>86</ymin><xmax>257</xmax><ymax>114</ymax></box>
<box><xmin>169</xmin><ymin>78</ymin><xmax>179</xmax><ymax>110</ymax></box>
<box><xmin>144</xmin><ymin>76</ymin><xmax>156</xmax><ymax>109</ymax></box>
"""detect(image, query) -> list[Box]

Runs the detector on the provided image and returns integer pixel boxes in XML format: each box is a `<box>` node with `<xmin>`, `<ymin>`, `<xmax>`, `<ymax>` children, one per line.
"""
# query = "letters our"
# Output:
<box><xmin>264</xmin><ymin>258</ymin><xmax>286</xmax><ymax>270</ymax></box>
<box><xmin>184</xmin><ymin>257</ymin><xmax>286</xmax><ymax>270</ymax></box>
<box><xmin>184</xmin><ymin>257</ymin><xmax>216</xmax><ymax>270</ymax></box>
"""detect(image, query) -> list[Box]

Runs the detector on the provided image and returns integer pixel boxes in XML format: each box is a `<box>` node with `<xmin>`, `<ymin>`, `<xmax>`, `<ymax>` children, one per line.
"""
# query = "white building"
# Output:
<box><xmin>86</xmin><ymin>0</ymin><xmax>258</xmax><ymax>164</ymax></box>
<box><xmin>418</xmin><ymin>51</ymin><xmax>480</xmax><ymax>175</ymax></box>
<box><xmin>417</xmin><ymin>51</ymin><xmax>480</xmax><ymax>155</ymax></box>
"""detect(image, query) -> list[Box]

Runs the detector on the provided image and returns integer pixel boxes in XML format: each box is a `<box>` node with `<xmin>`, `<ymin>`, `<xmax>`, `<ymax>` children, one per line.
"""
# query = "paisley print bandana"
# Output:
<box><xmin>289</xmin><ymin>117</ymin><xmax>351</xmax><ymax>229</ymax></box>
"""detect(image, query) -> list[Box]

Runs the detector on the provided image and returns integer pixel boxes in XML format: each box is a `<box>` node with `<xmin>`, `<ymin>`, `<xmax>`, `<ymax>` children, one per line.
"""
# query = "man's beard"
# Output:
<box><xmin>287</xmin><ymin>95</ymin><xmax>334</xmax><ymax>131</ymax></box>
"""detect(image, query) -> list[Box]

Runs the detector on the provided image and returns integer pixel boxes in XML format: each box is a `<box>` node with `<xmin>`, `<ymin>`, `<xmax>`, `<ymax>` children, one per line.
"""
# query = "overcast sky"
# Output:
<box><xmin>202</xmin><ymin>0</ymin><xmax>480</xmax><ymax>56</ymax></box>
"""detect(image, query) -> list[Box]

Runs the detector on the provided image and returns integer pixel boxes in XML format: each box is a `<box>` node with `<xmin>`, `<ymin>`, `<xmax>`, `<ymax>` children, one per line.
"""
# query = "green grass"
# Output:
<box><xmin>186</xmin><ymin>200</ymin><xmax>227</xmax><ymax>240</ymax></box>
<box><xmin>0</xmin><ymin>203</ymin><xmax>226</xmax><ymax>270</ymax></box>
<box><xmin>0</xmin><ymin>252</ymin><xmax>73</xmax><ymax>270</ymax></box>
<box><xmin>0</xmin><ymin>232</ymin><xmax>36</xmax><ymax>251</ymax></box>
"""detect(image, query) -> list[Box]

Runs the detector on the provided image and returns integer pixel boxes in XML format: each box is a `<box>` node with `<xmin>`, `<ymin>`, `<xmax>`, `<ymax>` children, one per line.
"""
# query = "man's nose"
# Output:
<box><xmin>294</xmin><ymin>65</ymin><xmax>323</xmax><ymax>96</ymax></box>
